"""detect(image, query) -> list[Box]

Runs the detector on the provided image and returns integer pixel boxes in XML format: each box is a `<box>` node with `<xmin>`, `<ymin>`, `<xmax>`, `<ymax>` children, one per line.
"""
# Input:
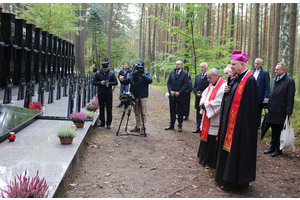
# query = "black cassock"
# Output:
<box><xmin>215</xmin><ymin>70</ymin><xmax>258</xmax><ymax>187</ymax></box>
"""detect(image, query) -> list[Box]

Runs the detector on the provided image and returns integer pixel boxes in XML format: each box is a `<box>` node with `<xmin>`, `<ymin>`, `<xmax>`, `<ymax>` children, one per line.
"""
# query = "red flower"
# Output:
<box><xmin>28</xmin><ymin>101</ymin><xmax>42</xmax><ymax>111</ymax></box>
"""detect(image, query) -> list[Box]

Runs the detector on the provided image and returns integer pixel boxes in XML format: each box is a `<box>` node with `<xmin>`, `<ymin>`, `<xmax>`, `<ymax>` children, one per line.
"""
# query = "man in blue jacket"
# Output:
<box><xmin>120</xmin><ymin>61</ymin><xmax>153</xmax><ymax>134</ymax></box>
<box><xmin>252</xmin><ymin>58</ymin><xmax>270</xmax><ymax>129</ymax></box>
<box><xmin>92</xmin><ymin>62</ymin><xmax>118</xmax><ymax>129</ymax></box>
<box><xmin>165</xmin><ymin>60</ymin><xmax>189</xmax><ymax>132</ymax></box>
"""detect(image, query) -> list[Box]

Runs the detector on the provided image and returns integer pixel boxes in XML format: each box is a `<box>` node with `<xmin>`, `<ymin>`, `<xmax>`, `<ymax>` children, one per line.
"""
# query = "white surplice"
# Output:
<box><xmin>199</xmin><ymin>78</ymin><xmax>226</xmax><ymax>136</ymax></box>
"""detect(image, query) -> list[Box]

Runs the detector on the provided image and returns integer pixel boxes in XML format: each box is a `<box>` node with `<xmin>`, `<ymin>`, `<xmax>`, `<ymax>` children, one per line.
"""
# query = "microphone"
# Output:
<box><xmin>227</xmin><ymin>73</ymin><xmax>232</xmax><ymax>86</ymax></box>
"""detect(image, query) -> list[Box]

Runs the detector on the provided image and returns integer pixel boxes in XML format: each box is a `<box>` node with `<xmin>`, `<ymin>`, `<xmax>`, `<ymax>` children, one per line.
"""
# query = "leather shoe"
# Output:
<box><xmin>165</xmin><ymin>126</ymin><xmax>174</xmax><ymax>130</ymax></box>
<box><xmin>178</xmin><ymin>127</ymin><xmax>182</xmax><ymax>132</ymax></box>
<box><xmin>271</xmin><ymin>149</ymin><xmax>282</xmax><ymax>157</ymax></box>
<box><xmin>220</xmin><ymin>185</ymin><xmax>235</xmax><ymax>191</ymax></box>
<box><xmin>131</xmin><ymin>127</ymin><xmax>140</xmax><ymax>132</ymax></box>
<box><xmin>192</xmin><ymin>129</ymin><xmax>200</xmax><ymax>133</ymax></box>
<box><xmin>106</xmin><ymin>125</ymin><xmax>111</xmax><ymax>129</ymax></box>
<box><xmin>98</xmin><ymin>124</ymin><xmax>105</xmax><ymax>127</ymax></box>
<box><xmin>264</xmin><ymin>148</ymin><xmax>275</xmax><ymax>154</ymax></box>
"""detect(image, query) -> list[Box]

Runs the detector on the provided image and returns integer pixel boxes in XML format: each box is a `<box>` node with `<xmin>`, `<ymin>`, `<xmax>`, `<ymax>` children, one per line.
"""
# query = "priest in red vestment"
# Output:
<box><xmin>197</xmin><ymin>68</ymin><xmax>226</xmax><ymax>169</ymax></box>
<box><xmin>215</xmin><ymin>50</ymin><xmax>258</xmax><ymax>191</ymax></box>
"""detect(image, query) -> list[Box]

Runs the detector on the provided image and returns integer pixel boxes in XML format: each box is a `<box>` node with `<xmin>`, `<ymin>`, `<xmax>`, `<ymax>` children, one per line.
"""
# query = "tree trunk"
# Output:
<box><xmin>152</xmin><ymin>3</ymin><xmax>157</xmax><ymax>63</ymax></box>
<box><xmin>280</xmin><ymin>4</ymin><xmax>290</xmax><ymax>74</ymax></box>
<box><xmin>243</xmin><ymin>3</ymin><xmax>248</xmax><ymax>51</ymax></box>
<box><xmin>148</xmin><ymin>3</ymin><xmax>152</xmax><ymax>62</ymax></box>
<box><xmin>247</xmin><ymin>4</ymin><xmax>253</xmax><ymax>60</ymax></box>
<box><xmin>252</xmin><ymin>3</ymin><xmax>259</xmax><ymax>70</ymax></box>
<box><xmin>262</xmin><ymin>3</ymin><xmax>268</xmax><ymax>60</ymax></box>
<box><xmin>108</xmin><ymin>3</ymin><xmax>113</xmax><ymax>68</ymax></box>
<box><xmin>206</xmin><ymin>3</ymin><xmax>211</xmax><ymax>38</ymax></box>
<box><xmin>271</xmin><ymin>3</ymin><xmax>281</xmax><ymax>78</ymax></box>
<box><xmin>75</xmin><ymin>3</ymin><xmax>87</xmax><ymax>75</ymax></box>
<box><xmin>156</xmin><ymin>4</ymin><xmax>163</xmax><ymax>83</ymax></box>
<box><xmin>267</xmin><ymin>3</ymin><xmax>275</xmax><ymax>72</ymax></box>
<box><xmin>230</xmin><ymin>3</ymin><xmax>235</xmax><ymax>52</ymax></box>
<box><xmin>139</xmin><ymin>3</ymin><xmax>144</xmax><ymax>60</ymax></box>
<box><xmin>240</xmin><ymin>3</ymin><xmax>243</xmax><ymax>49</ymax></box>
<box><xmin>289</xmin><ymin>3</ymin><xmax>297</xmax><ymax>78</ymax></box>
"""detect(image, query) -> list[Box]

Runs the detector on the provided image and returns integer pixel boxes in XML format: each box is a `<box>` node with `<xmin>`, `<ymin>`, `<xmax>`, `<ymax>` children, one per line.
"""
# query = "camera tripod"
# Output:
<box><xmin>115</xmin><ymin>97</ymin><xmax>147</xmax><ymax>137</ymax></box>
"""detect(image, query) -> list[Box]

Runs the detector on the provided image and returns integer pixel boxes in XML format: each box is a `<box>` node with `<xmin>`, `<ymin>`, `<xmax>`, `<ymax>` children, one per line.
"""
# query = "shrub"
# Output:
<box><xmin>0</xmin><ymin>171</ymin><xmax>48</xmax><ymax>198</ymax></box>
<box><xmin>57</xmin><ymin>125</ymin><xmax>78</xmax><ymax>139</ymax></box>
<box><xmin>70</xmin><ymin>111</ymin><xmax>87</xmax><ymax>123</ymax></box>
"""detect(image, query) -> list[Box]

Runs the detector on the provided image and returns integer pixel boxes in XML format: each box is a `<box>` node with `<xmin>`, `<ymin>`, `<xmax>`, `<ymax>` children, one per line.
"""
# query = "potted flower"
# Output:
<box><xmin>0</xmin><ymin>170</ymin><xmax>48</xmax><ymax>198</ymax></box>
<box><xmin>83</xmin><ymin>110</ymin><xmax>96</xmax><ymax>119</ymax></box>
<box><xmin>57</xmin><ymin>125</ymin><xmax>78</xmax><ymax>145</ymax></box>
<box><xmin>70</xmin><ymin>111</ymin><xmax>87</xmax><ymax>128</ymax></box>
<box><xmin>86</xmin><ymin>103</ymin><xmax>99</xmax><ymax>112</ymax></box>
<box><xmin>28</xmin><ymin>101</ymin><xmax>43</xmax><ymax>111</ymax></box>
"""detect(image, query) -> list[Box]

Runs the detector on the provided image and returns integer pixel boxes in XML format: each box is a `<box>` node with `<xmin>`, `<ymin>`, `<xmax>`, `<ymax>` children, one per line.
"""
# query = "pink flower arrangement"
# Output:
<box><xmin>86</xmin><ymin>103</ymin><xmax>99</xmax><ymax>112</ymax></box>
<box><xmin>91</xmin><ymin>95</ymin><xmax>98</xmax><ymax>105</ymax></box>
<box><xmin>28</xmin><ymin>101</ymin><xmax>43</xmax><ymax>111</ymax></box>
<box><xmin>0</xmin><ymin>171</ymin><xmax>48</xmax><ymax>198</ymax></box>
<box><xmin>70</xmin><ymin>111</ymin><xmax>87</xmax><ymax>123</ymax></box>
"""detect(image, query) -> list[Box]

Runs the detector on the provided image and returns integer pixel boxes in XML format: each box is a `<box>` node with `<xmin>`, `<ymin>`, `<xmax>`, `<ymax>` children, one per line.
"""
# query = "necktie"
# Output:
<box><xmin>201</xmin><ymin>74</ymin><xmax>204</xmax><ymax>80</ymax></box>
<box><xmin>276</xmin><ymin>76</ymin><xmax>280</xmax><ymax>81</ymax></box>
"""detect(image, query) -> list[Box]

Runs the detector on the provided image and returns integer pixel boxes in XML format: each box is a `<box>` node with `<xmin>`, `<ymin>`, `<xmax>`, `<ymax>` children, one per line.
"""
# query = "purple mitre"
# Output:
<box><xmin>231</xmin><ymin>50</ymin><xmax>248</xmax><ymax>63</ymax></box>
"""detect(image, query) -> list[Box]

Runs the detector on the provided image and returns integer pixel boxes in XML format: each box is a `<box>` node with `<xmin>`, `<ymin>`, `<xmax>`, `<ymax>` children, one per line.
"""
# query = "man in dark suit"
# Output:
<box><xmin>165</xmin><ymin>60</ymin><xmax>189</xmax><ymax>132</ymax></box>
<box><xmin>251</xmin><ymin>58</ymin><xmax>270</xmax><ymax>129</ymax></box>
<box><xmin>92</xmin><ymin>62</ymin><xmax>118</xmax><ymax>129</ymax></box>
<box><xmin>264</xmin><ymin>62</ymin><xmax>295</xmax><ymax>157</ymax></box>
<box><xmin>192</xmin><ymin>62</ymin><xmax>209</xmax><ymax>133</ymax></box>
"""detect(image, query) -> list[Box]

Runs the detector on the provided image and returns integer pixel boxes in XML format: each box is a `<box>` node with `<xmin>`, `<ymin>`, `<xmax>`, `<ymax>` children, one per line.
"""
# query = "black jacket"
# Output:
<box><xmin>118</xmin><ymin>68</ymin><xmax>131</xmax><ymax>85</ymax></box>
<box><xmin>193</xmin><ymin>73</ymin><xmax>209</xmax><ymax>109</ymax></box>
<box><xmin>92</xmin><ymin>69</ymin><xmax>118</xmax><ymax>96</ymax></box>
<box><xmin>266</xmin><ymin>74</ymin><xmax>295</xmax><ymax>125</ymax></box>
<box><xmin>167</xmin><ymin>69</ymin><xmax>189</xmax><ymax>102</ymax></box>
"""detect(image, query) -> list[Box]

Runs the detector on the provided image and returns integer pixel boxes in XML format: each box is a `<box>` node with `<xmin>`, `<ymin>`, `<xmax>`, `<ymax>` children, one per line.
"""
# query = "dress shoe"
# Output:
<box><xmin>165</xmin><ymin>126</ymin><xmax>174</xmax><ymax>130</ymax></box>
<box><xmin>98</xmin><ymin>124</ymin><xmax>105</xmax><ymax>127</ymax></box>
<box><xmin>131</xmin><ymin>126</ymin><xmax>140</xmax><ymax>132</ymax></box>
<box><xmin>264</xmin><ymin>148</ymin><xmax>275</xmax><ymax>154</ymax></box>
<box><xmin>192</xmin><ymin>129</ymin><xmax>200</xmax><ymax>133</ymax></box>
<box><xmin>271</xmin><ymin>149</ymin><xmax>282</xmax><ymax>157</ymax></box>
<box><xmin>220</xmin><ymin>185</ymin><xmax>235</xmax><ymax>191</ymax></box>
<box><xmin>106</xmin><ymin>125</ymin><xmax>111</xmax><ymax>129</ymax></box>
<box><xmin>178</xmin><ymin>127</ymin><xmax>182</xmax><ymax>132</ymax></box>
<box><xmin>183</xmin><ymin>116</ymin><xmax>189</xmax><ymax>120</ymax></box>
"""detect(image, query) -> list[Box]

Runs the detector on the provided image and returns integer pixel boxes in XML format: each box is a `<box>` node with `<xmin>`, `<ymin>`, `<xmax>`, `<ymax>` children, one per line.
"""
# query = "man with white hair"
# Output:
<box><xmin>215</xmin><ymin>50</ymin><xmax>258</xmax><ymax>191</ymax></box>
<box><xmin>192</xmin><ymin>62</ymin><xmax>209</xmax><ymax>133</ymax></box>
<box><xmin>251</xmin><ymin>58</ymin><xmax>270</xmax><ymax>129</ymax></box>
<box><xmin>197</xmin><ymin>68</ymin><xmax>225</xmax><ymax>169</ymax></box>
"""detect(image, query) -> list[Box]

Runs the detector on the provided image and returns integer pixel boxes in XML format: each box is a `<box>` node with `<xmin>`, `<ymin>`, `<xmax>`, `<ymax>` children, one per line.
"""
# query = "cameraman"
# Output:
<box><xmin>117</xmin><ymin>63</ymin><xmax>131</xmax><ymax>108</ymax></box>
<box><xmin>92</xmin><ymin>61</ymin><xmax>118</xmax><ymax>129</ymax></box>
<box><xmin>120</xmin><ymin>61</ymin><xmax>153</xmax><ymax>133</ymax></box>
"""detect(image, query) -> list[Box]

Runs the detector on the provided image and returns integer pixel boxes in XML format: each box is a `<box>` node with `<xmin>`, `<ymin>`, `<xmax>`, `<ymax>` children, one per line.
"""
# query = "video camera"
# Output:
<box><xmin>131</xmin><ymin>61</ymin><xmax>145</xmax><ymax>82</ymax></box>
<box><xmin>119</xmin><ymin>92</ymin><xmax>135</xmax><ymax>108</ymax></box>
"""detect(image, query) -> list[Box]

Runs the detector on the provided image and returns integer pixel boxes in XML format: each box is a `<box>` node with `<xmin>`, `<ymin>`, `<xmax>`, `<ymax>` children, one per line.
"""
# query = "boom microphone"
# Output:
<box><xmin>227</xmin><ymin>73</ymin><xmax>232</xmax><ymax>86</ymax></box>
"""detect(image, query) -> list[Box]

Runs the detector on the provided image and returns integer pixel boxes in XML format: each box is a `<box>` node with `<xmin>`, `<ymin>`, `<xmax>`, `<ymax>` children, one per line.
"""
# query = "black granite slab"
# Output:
<box><xmin>0</xmin><ymin>104</ymin><xmax>41</xmax><ymax>143</ymax></box>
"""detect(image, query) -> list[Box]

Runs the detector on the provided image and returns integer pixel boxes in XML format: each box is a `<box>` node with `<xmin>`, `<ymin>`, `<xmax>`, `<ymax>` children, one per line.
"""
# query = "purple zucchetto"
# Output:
<box><xmin>231</xmin><ymin>50</ymin><xmax>248</xmax><ymax>63</ymax></box>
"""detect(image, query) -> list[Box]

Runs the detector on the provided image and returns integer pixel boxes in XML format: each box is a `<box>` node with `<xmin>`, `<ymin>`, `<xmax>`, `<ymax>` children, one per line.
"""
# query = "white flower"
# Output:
<box><xmin>165</xmin><ymin>92</ymin><xmax>169</xmax><ymax>98</ymax></box>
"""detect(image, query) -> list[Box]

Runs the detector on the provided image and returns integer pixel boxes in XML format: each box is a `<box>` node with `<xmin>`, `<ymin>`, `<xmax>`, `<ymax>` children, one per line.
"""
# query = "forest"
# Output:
<box><xmin>1</xmin><ymin>3</ymin><xmax>300</xmax><ymax>95</ymax></box>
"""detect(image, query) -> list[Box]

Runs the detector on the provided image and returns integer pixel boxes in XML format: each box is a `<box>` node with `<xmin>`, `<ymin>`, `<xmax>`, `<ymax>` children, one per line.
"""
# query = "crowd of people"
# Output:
<box><xmin>92</xmin><ymin>49</ymin><xmax>295</xmax><ymax>192</ymax></box>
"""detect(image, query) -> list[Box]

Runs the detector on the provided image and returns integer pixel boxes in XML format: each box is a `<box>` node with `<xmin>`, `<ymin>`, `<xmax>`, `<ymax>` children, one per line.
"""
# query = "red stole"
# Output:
<box><xmin>200</xmin><ymin>78</ymin><xmax>225</xmax><ymax>142</ymax></box>
<box><xmin>223</xmin><ymin>70</ymin><xmax>253</xmax><ymax>153</ymax></box>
